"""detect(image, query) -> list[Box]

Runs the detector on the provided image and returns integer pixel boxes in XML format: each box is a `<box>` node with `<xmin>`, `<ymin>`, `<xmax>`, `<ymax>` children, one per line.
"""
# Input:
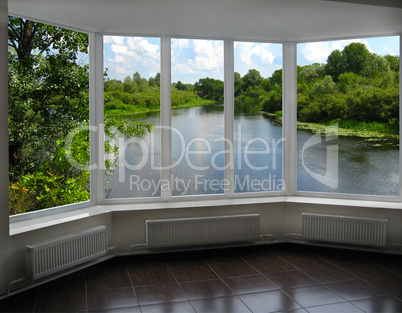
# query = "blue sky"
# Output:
<box><xmin>103</xmin><ymin>35</ymin><xmax>399</xmax><ymax>83</ymax></box>
<box><xmin>297</xmin><ymin>36</ymin><xmax>399</xmax><ymax>66</ymax></box>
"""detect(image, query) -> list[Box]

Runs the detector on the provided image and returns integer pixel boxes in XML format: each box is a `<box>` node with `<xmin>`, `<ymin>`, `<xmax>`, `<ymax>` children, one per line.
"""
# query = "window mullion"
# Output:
<box><xmin>224</xmin><ymin>38</ymin><xmax>235</xmax><ymax>198</ymax></box>
<box><xmin>282</xmin><ymin>42</ymin><xmax>297</xmax><ymax>196</ymax></box>
<box><xmin>89</xmin><ymin>32</ymin><xmax>105</xmax><ymax>205</ymax></box>
<box><xmin>160</xmin><ymin>35</ymin><xmax>172</xmax><ymax>200</ymax></box>
<box><xmin>399</xmin><ymin>34</ymin><xmax>402</xmax><ymax>202</ymax></box>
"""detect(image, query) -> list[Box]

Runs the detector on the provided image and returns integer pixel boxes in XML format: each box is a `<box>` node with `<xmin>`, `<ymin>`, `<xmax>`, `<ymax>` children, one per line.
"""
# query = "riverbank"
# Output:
<box><xmin>105</xmin><ymin>99</ymin><xmax>217</xmax><ymax>116</ymax></box>
<box><xmin>262</xmin><ymin>111</ymin><xmax>399</xmax><ymax>146</ymax></box>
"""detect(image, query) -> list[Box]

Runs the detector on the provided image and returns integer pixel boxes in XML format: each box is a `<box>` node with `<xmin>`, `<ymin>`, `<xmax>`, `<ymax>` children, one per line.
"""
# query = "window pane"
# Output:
<box><xmin>297</xmin><ymin>36</ymin><xmax>400</xmax><ymax>196</ymax></box>
<box><xmin>8</xmin><ymin>16</ymin><xmax>90</xmax><ymax>215</ymax></box>
<box><xmin>234</xmin><ymin>42</ymin><xmax>283</xmax><ymax>193</ymax></box>
<box><xmin>171</xmin><ymin>39</ymin><xmax>224</xmax><ymax>196</ymax></box>
<box><xmin>103</xmin><ymin>36</ymin><xmax>161</xmax><ymax>198</ymax></box>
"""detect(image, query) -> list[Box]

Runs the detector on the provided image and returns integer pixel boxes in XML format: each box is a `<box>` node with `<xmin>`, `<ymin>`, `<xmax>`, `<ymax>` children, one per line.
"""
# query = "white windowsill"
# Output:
<box><xmin>9</xmin><ymin>196</ymin><xmax>402</xmax><ymax>236</ymax></box>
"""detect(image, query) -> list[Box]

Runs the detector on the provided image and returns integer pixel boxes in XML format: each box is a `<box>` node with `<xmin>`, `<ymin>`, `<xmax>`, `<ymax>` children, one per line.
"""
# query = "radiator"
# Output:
<box><xmin>146</xmin><ymin>214</ymin><xmax>260</xmax><ymax>249</ymax></box>
<box><xmin>26</xmin><ymin>226</ymin><xmax>107</xmax><ymax>280</ymax></box>
<box><xmin>302</xmin><ymin>213</ymin><xmax>387</xmax><ymax>247</ymax></box>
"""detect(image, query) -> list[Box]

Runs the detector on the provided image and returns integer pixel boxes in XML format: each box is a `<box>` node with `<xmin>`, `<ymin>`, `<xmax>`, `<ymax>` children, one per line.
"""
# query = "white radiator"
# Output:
<box><xmin>26</xmin><ymin>226</ymin><xmax>107</xmax><ymax>280</ymax></box>
<box><xmin>302</xmin><ymin>213</ymin><xmax>387</xmax><ymax>247</ymax></box>
<box><xmin>146</xmin><ymin>214</ymin><xmax>260</xmax><ymax>249</ymax></box>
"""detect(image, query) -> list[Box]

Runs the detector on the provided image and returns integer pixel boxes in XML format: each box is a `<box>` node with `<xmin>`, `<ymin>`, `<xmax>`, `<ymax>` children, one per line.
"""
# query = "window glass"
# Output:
<box><xmin>297</xmin><ymin>36</ymin><xmax>400</xmax><ymax>196</ymax></box>
<box><xmin>171</xmin><ymin>39</ymin><xmax>225</xmax><ymax>196</ymax></box>
<box><xmin>103</xmin><ymin>36</ymin><xmax>161</xmax><ymax>198</ymax></box>
<box><xmin>234</xmin><ymin>42</ymin><xmax>283</xmax><ymax>193</ymax></box>
<box><xmin>8</xmin><ymin>16</ymin><xmax>90</xmax><ymax>215</ymax></box>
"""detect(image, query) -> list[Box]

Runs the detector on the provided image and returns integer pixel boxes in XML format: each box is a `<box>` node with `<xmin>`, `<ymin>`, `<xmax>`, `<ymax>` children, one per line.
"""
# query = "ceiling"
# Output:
<box><xmin>8</xmin><ymin>0</ymin><xmax>402</xmax><ymax>42</ymax></box>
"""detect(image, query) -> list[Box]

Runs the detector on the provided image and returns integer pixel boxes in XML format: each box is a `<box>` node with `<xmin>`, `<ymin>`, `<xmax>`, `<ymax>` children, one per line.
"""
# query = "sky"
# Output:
<box><xmin>103</xmin><ymin>35</ymin><xmax>399</xmax><ymax>84</ymax></box>
<box><xmin>297</xmin><ymin>36</ymin><xmax>399</xmax><ymax>66</ymax></box>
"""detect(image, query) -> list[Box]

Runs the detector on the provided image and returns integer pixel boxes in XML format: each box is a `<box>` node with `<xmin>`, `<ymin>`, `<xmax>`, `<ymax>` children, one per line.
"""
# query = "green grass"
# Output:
<box><xmin>104</xmin><ymin>99</ymin><xmax>217</xmax><ymax>116</ymax></box>
<box><xmin>333</xmin><ymin>119</ymin><xmax>399</xmax><ymax>135</ymax></box>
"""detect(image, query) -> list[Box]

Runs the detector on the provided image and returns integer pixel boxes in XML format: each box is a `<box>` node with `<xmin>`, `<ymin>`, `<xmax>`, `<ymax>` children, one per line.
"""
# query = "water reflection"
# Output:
<box><xmin>105</xmin><ymin>103</ymin><xmax>399</xmax><ymax>198</ymax></box>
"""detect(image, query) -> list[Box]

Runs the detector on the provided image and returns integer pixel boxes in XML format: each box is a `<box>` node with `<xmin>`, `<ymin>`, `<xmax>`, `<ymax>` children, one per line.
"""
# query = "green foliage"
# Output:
<box><xmin>298</xmin><ymin>41</ymin><xmax>399</xmax><ymax>133</ymax></box>
<box><xmin>194</xmin><ymin>77</ymin><xmax>224</xmax><ymax>102</ymax></box>
<box><xmin>385</xmin><ymin>55</ymin><xmax>400</xmax><ymax>72</ymax></box>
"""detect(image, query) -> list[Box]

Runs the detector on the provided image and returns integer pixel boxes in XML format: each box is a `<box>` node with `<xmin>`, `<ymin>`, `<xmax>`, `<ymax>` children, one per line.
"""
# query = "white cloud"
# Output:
<box><xmin>235</xmin><ymin>42</ymin><xmax>275</xmax><ymax>67</ymax></box>
<box><xmin>104</xmin><ymin>36</ymin><xmax>126</xmax><ymax>45</ymax></box>
<box><xmin>111</xmin><ymin>45</ymin><xmax>128</xmax><ymax>53</ymax></box>
<box><xmin>171</xmin><ymin>39</ymin><xmax>224</xmax><ymax>76</ymax></box>
<box><xmin>191</xmin><ymin>40</ymin><xmax>223</xmax><ymax>72</ymax></box>
<box><xmin>301</xmin><ymin>39</ymin><xmax>373</xmax><ymax>63</ymax></box>
<box><xmin>383</xmin><ymin>46</ymin><xmax>395</xmax><ymax>56</ymax></box>
<box><xmin>172</xmin><ymin>39</ymin><xmax>190</xmax><ymax>50</ymax></box>
<box><xmin>127</xmin><ymin>37</ymin><xmax>159</xmax><ymax>60</ymax></box>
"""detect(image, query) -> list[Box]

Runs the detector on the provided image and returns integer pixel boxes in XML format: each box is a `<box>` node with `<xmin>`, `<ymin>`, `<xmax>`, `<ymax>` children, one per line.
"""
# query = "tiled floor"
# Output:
<box><xmin>1</xmin><ymin>243</ymin><xmax>402</xmax><ymax>312</ymax></box>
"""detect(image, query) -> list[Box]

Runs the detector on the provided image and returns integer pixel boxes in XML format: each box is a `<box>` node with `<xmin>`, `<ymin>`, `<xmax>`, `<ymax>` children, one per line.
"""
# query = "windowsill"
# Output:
<box><xmin>9</xmin><ymin>196</ymin><xmax>402</xmax><ymax>236</ymax></box>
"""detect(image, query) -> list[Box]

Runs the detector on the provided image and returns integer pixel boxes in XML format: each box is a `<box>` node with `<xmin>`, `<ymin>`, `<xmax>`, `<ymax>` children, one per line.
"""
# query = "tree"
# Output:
<box><xmin>384</xmin><ymin>55</ymin><xmax>400</xmax><ymax>72</ymax></box>
<box><xmin>325</xmin><ymin>49</ymin><xmax>343</xmax><ymax>81</ymax></box>
<box><xmin>243</xmin><ymin>69</ymin><xmax>263</xmax><ymax>90</ymax></box>
<box><xmin>342</xmin><ymin>42</ymin><xmax>370</xmax><ymax>75</ymax></box>
<box><xmin>8</xmin><ymin>17</ymin><xmax>89</xmax><ymax>179</ymax></box>
<box><xmin>8</xmin><ymin>17</ymin><xmax>152</xmax><ymax>214</ymax></box>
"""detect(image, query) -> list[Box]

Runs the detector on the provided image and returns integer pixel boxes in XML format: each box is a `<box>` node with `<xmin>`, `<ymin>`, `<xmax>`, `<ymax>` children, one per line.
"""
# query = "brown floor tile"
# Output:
<box><xmin>305</xmin><ymin>301</ymin><xmax>364</xmax><ymax>312</ymax></box>
<box><xmin>87</xmin><ymin>288</ymin><xmax>138</xmax><ymax>311</ymax></box>
<box><xmin>209</xmin><ymin>261</ymin><xmax>258</xmax><ymax>278</ymax></box>
<box><xmin>0</xmin><ymin>290</ymin><xmax>37</xmax><ymax>313</ymax></box>
<box><xmin>86</xmin><ymin>263</ymin><xmax>131</xmax><ymax>290</ymax></box>
<box><xmin>165</xmin><ymin>256</ymin><xmax>206</xmax><ymax>268</ymax></box>
<box><xmin>88</xmin><ymin>307</ymin><xmax>141</xmax><ymax>313</ymax></box>
<box><xmin>239</xmin><ymin>290</ymin><xmax>302</xmax><ymax>313</ymax></box>
<box><xmin>3</xmin><ymin>244</ymin><xmax>402</xmax><ymax>313</ymax></box>
<box><xmin>180</xmin><ymin>279</ymin><xmax>234</xmax><ymax>300</ymax></box>
<box><xmin>191</xmin><ymin>296</ymin><xmax>252</xmax><ymax>313</ymax></box>
<box><xmin>275</xmin><ymin>251</ymin><xmax>330</xmax><ymax>269</ymax></box>
<box><xmin>315</xmin><ymin>251</ymin><xmax>368</xmax><ymax>267</ymax></box>
<box><xmin>128</xmin><ymin>267</ymin><xmax>176</xmax><ymax>286</ymax></box>
<box><xmin>264</xmin><ymin>270</ymin><xmax>319</xmax><ymax>289</ymax></box>
<box><xmin>246</xmin><ymin>256</ymin><xmax>297</xmax><ymax>273</ymax></box>
<box><xmin>141</xmin><ymin>301</ymin><xmax>196</xmax><ymax>313</ymax></box>
<box><xmin>202</xmin><ymin>253</ymin><xmax>243</xmax><ymax>264</ymax></box>
<box><xmin>135</xmin><ymin>283</ymin><xmax>187</xmax><ymax>305</ymax></box>
<box><xmin>283</xmin><ymin>285</ymin><xmax>345</xmax><ymax>308</ymax></box>
<box><xmin>341</xmin><ymin>263</ymin><xmax>402</xmax><ymax>295</ymax></box>
<box><xmin>126</xmin><ymin>259</ymin><xmax>167</xmax><ymax>270</ymax></box>
<box><xmin>324</xmin><ymin>279</ymin><xmax>385</xmax><ymax>301</ymax></box>
<box><xmin>223</xmin><ymin>275</ymin><xmax>278</xmax><ymax>294</ymax></box>
<box><xmin>35</xmin><ymin>286</ymin><xmax>86</xmax><ymax>312</ymax></box>
<box><xmin>239</xmin><ymin>250</ymin><xmax>277</xmax><ymax>263</ymax></box>
<box><xmin>351</xmin><ymin>295</ymin><xmax>402</xmax><ymax>313</ymax></box>
<box><xmin>170</xmin><ymin>265</ymin><xmax>218</xmax><ymax>282</ymax></box>
<box><xmin>302</xmin><ymin>265</ymin><xmax>355</xmax><ymax>283</ymax></box>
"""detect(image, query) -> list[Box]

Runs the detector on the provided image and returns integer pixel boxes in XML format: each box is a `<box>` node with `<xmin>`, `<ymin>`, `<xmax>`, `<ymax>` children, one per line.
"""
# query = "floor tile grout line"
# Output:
<box><xmin>320</xmin><ymin>257</ymin><xmax>395</xmax><ymax>296</ymax></box>
<box><xmin>280</xmin><ymin>250</ymin><xmax>399</xmax><ymax>306</ymax></box>
<box><xmin>164</xmin><ymin>259</ymin><xmax>198</xmax><ymax>312</ymax></box>
<box><xmin>31</xmin><ymin>290</ymin><xmax>39</xmax><ymax>313</ymax></box>
<box><xmin>263</xmin><ymin>250</ymin><xmax>357</xmax><ymax>310</ymax></box>
<box><xmin>84</xmin><ymin>271</ymin><xmax>88</xmax><ymax>313</ymax></box>
<box><xmin>200</xmin><ymin>255</ymin><xmax>256</xmax><ymax>312</ymax></box>
<box><xmin>124</xmin><ymin>261</ymin><xmax>143</xmax><ymax>313</ymax></box>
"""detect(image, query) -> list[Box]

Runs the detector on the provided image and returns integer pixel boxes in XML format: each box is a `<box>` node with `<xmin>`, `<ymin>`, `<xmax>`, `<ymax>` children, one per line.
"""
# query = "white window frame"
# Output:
<box><xmin>293</xmin><ymin>35</ymin><xmax>402</xmax><ymax>203</ymax></box>
<box><xmin>8</xmin><ymin>27</ymin><xmax>402</xmax><ymax>223</ymax></box>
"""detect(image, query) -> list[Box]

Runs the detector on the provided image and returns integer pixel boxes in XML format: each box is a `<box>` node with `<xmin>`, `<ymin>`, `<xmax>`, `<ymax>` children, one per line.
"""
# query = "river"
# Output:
<box><xmin>106</xmin><ymin>103</ymin><xmax>399</xmax><ymax>198</ymax></box>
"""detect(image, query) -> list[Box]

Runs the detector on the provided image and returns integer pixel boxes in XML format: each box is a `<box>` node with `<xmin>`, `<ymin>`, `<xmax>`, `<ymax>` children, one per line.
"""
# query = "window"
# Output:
<box><xmin>103</xmin><ymin>36</ymin><xmax>161</xmax><ymax>199</ymax></box>
<box><xmin>233</xmin><ymin>41</ymin><xmax>283</xmax><ymax>193</ymax></box>
<box><xmin>171</xmin><ymin>38</ymin><xmax>225</xmax><ymax>196</ymax></box>
<box><xmin>8</xmin><ymin>16</ymin><xmax>90</xmax><ymax>215</ymax></box>
<box><xmin>297</xmin><ymin>36</ymin><xmax>400</xmax><ymax>196</ymax></box>
<box><xmin>8</xmin><ymin>26</ymin><xmax>402</xmax><ymax>217</ymax></box>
